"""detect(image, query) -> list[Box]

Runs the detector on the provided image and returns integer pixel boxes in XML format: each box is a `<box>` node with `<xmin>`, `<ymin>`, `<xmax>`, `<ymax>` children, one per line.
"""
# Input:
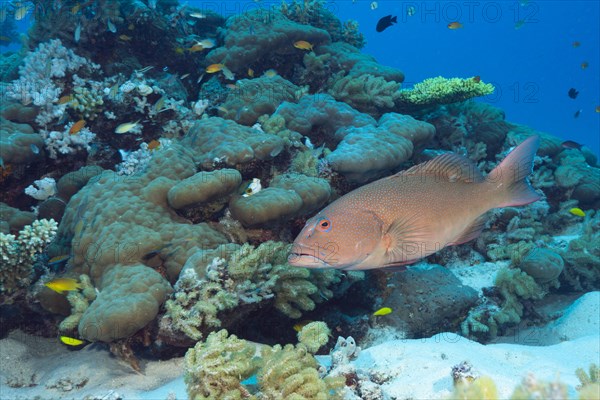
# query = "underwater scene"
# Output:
<box><xmin>0</xmin><ymin>0</ymin><xmax>599</xmax><ymax>399</ymax></box>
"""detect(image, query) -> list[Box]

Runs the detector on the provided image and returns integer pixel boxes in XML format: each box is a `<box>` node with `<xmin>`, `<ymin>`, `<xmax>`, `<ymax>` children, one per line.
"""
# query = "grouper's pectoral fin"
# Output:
<box><xmin>380</xmin><ymin>214</ymin><xmax>431</xmax><ymax>266</ymax></box>
<box><xmin>448</xmin><ymin>213</ymin><xmax>488</xmax><ymax>246</ymax></box>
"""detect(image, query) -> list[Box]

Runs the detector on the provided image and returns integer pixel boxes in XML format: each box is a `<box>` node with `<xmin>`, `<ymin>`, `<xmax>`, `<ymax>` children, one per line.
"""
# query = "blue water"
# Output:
<box><xmin>337</xmin><ymin>0</ymin><xmax>600</xmax><ymax>155</ymax></box>
<box><xmin>3</xmin><ymin>0</ymin><xmax>599</xmax><ymax>154</ymax></box>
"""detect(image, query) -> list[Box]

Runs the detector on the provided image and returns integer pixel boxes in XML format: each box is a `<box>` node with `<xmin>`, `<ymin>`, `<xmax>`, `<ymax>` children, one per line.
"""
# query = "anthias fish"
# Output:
<box><xmin>289</xmin><ymin>136</ymin><xmax>541</xmax><ymax>271</ymax></box>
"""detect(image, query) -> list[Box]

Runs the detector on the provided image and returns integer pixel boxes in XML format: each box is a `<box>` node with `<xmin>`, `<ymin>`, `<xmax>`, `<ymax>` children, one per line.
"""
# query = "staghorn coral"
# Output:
<box><xmin>0</xmin><ymin>219</ymin><xmax>58</xmax><ymax>304</ymax></box>
<box><xmin>396</xmin><ymin>76</ymin><xmax>494</xmax><ymax>110</ymax></box>
<box><xmin>184</xmin><ymin>329</ymin><xmax>259</xmax><ymax>400</ymax></box>
<box><xmin>328</xmin><ymin>73</ymin><xmax>401</xmax><ymax>116</ymax></box>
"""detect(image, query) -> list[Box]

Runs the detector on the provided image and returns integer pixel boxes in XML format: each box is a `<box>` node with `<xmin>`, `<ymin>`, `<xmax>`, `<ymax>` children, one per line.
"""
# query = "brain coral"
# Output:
<box><xmin>206</xmin><ymin>9</ymin><xmax>331</xmax><ymax>74</ymax></box>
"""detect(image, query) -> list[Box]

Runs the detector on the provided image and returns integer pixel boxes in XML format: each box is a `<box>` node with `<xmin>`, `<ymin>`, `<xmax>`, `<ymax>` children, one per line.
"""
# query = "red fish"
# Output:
<box><xmin>289</xmin><ymin>136</ymin><xmax>541</xmax><ymax>271</ymax></box>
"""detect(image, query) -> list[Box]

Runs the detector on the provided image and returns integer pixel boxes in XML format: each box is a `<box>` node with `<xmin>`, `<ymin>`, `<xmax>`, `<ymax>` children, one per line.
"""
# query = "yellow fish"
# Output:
<box><xmin>263</xmin><ymin>68</ymin><xmax>277</xmax><ymax>78</ymax></box>
<box><xmin>289</xmin><ymin>136</ymin><xmax>541</xmax><ymax>271</ymax></box>
<box><xmin>14</xmin><ymin>5</ymin><xmax>30</xmax><ymax>20</ymax></box>
<box><xmin>188</xmin><ymin>44</ymin><xmax>204</xmax><ymax>52</ymax></box>
<box><xmin>118</xmin><ymin>34</ymin><xmax>132</xmax><ymax>41</ymax></box>
<box><xmin>293</xmin><ymin>320</ymin><xmax>313</xmax><ymax>332</ymax></box>
<box><xmin>60</xmin><ymin>336</ymin><xmax>85</xmax><ymax>346</ymax></box>
<box><xmin>569</xmin><ymin>207</ymin><xmax>585</xmax><ymax>217</ymax></box>
<box><xmin>71</xmin><ymin>3</ymin><xmax>81</xmax><ymax>14</ymax></box>
<box><xmin>115</xmin><ymin>120</ymin><xmax>141</xmax><ymax>134</ymax></box>
<box><xmin>206</xmin><ymin>63</ymin><xmax>224</xmax><ymax>73</ymax></box>
<box><xmin>293</xmin><ymin>40</ymin><xmax>313</xmax><ymax>51</ymax></box>
<box><xmin>373</xmin><ymin>307</ymin><xmax>392</xmax><ymax>316</ymax></box>
<box><xmin>248</xmin><ymin>68</ymin><xmax>254</xmax><ymax>77</ymax></box>
<box><xmin>45</xmin><ymin>278</ymin><xmax>81</xmax><ymax>294</ymax></box>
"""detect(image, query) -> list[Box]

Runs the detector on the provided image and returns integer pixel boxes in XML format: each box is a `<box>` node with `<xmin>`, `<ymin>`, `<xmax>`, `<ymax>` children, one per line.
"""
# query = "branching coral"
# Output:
<box><xmin>560</xmin><ymin>211</ymin><xmax>600</xmax><ymax>290</ymax></box>
<box><xmin>396</xmin><ymin>76</ymin><xmax>494</xmax><ymax>110</ymax></box>
<box><xmin>184</xmin><ymin>329</ymin><xmax>259</xmax><ymax>400</ymax></box>
<box><xmin>0</xmin><ymin>219</ymin><xmax>58</xmax><ymax>304</ymax></box>
<box><xmin>461</xmin><ymin>266</ymin><xmax>545</xmax><ymax>339</ymax></box>
<box><xmin>163</xmin><ymin>242</ymin><xmax>363</xmax><ymax>341</ymax></box>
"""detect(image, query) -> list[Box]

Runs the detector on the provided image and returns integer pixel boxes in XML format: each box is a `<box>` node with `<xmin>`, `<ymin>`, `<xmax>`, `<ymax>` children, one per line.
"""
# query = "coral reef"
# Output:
<box><xmin>0</xmin><ymin>219</ymin><xmax>58</xmax><ymax>305</ymax></box>
<box><xmin>206</xmin><ymin>9</ymin><xmax>331</xmax><ymax>75</ymax></box>
<box><xmin>219</xmin><ymin>75</ymin><xmax>302</xmax><ymax>126</ymax></box>
<box><xmin>297</xmin><ymin>321</ymin><xmax>331</xmax><ymax>353</ymax></box>
<box><xmin>184</xmin><ymin>329</ymin><xmax>259</xmax><ymax>400</ymax></box>
<box><xmin>328</xmin><ymin>73</ymin><xmax>401</xmax><ymax>116</ymax></box>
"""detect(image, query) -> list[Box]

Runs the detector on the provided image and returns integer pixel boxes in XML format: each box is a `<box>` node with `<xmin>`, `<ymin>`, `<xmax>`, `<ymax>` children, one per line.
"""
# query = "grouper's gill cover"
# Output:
<box><xmin>288</xmin><ymin>135</ymin><xmax>541</xmax><ymax>271</ymax></box>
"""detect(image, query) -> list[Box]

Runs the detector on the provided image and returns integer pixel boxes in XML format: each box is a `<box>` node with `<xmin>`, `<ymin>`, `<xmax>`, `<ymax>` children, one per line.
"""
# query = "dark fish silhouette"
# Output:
<box><xmin>568</xmin><ymin>88</ymin><xmax>579</xmax><ymax>99</ymax></box>
<box><xmin>561</xmin><ymin>140</ymin><xmax>583</xmax><ymax>150</ymax></box>
<box><xmin>574</xmin><ymin>109</ymin><xmax>582</xmax><ymax>118</ymax></box>
<box><xmin>376</xmin><ymin>15</ymin><xmax>397</xmax><ymax>32</ymax></box>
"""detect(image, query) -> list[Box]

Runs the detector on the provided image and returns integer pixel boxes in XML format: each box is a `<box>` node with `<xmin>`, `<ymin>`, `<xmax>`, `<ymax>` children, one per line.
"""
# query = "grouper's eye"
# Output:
<box><xmin>316</xmin><ymin>217</ymin><xmax>332</xmax><ymax>232</ymax></box>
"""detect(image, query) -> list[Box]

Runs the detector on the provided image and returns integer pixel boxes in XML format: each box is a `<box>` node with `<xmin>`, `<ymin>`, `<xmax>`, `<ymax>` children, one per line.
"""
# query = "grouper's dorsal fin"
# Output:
<box><xmin>398</xmin><ymin>153</ymin><xmax>484</xmax><ymax>183</ymax></box>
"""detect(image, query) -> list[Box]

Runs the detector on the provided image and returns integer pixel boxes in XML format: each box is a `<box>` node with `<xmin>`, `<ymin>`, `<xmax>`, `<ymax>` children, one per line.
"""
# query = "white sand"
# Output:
<box><xmin>1</xmin><ymin>292</ymin><xmax>598</xmax><ymax>400</ymax></box>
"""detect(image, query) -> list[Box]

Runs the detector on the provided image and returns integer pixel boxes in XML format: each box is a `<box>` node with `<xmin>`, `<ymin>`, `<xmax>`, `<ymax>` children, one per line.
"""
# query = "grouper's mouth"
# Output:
<box><xmin>287</xmin><ymin>252</ymin><xmax>333</xmax><ymax>268</ymax></box>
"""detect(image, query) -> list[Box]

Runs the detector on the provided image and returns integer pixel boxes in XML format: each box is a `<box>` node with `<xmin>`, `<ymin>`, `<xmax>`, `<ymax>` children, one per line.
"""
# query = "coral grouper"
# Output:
<box><xmin>289</xmin><ymin>136</ymin><xmax>541</xmax><ymax>270</ymax></box>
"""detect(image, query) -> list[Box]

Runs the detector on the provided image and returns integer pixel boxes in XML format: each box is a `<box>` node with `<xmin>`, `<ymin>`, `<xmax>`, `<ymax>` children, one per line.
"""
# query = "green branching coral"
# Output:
<box><xmin>297</xmin><ymin>321</ymin><xmax>330</xmax><ymax>354</ymax></box>
<box><xmin>576</xmin><ymin>364</ymin><xmax>600</xmax><ymax>400</ymax></box>
<box><xmin>561</xmin><ymin>211</ymin><xmax>600</xmax><ymax>290</ymax></box>
<box><xmin>59</xmin><ymin>274</ymin><xmax>97</xmax><ymax>333</ymax></box>
<box><xmin>184</xmin><ymin>329</ymin><xmax>260</xmax><ymax>400</ymax></box>
<box><xmin>328</xmin><ymin>73</ymin><xmax>401</xmax><ymax>116</ymax></box>
<box><xmin>461</xmin><ymin>267</ymin><xmax>545</xmax><ymax>339</ymax></box>
<box><xmin>163</xmin><ymin>242</ymin><xmax>363</xmax><ymax>340</ymax></box>
<box><xmin>396</xmin><ymin>76</ymin><xmax>494</xmax><ymax>110</ymax></box>
<box><xmin>0</xmin><ymin>218</ymin><xmax>57</xmax><ymax>304</ymax></box>
<box><xmin>510</xmin><ymin>374</ymin><xmax>568</xmax><ymax>400</ymax></box>
<box><xmin>259</xmin><ymin>343</ymin><xmax>342</xmax><ymax>399</ymax></box>
<box><xmin>452</xmin><ymin>377</ymin><xmax>498</xmax><ymax>400</ymax></box>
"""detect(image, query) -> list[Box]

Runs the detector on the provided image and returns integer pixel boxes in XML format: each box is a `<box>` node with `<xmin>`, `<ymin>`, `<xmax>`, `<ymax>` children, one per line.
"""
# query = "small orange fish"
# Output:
<box><xmin>71</xmin><ymin>3</ymin><xmax>81</xmax><ymax>14</ymax></box>
<box><xmin>188</xmin><ymin>44</ymin><xmax>204</xmax><ymax>52</ymax></box>
<box><xmin>147</xmin><ymin>140</ymin><xmax>161</xmax><ymax>151</ymax></box>
<box><xmin>447</xmin><ymin>21</ymin><xmax>463</xmax><ymax>29</ymax></box>
<box><xmin>118</xmin><ymin>34</ymin><xmax>132</xmax><ymax>41</ymax></box>
<box><xmin>225</xmin><ymin>83</ymin><xmax>239</xmax><ymax>90</ymax></box>
<box><xmin>175</xmin><ymin>47</ymin><xmax>185</xmax><ymax>55</ymax></box>
<box><xmin>293</xmin><ymin>40</ymin><xmax>313</xmax><ymax>51</ymax></box>
<box><xmin>248</xmin><ymin>68</ymin><xmax>254</xmax><ymax>77</ymax></box>
<box><xmin>472</xmin><ymin>76</ymin><xmax>481</xmax><ymax>83</ymax></box>
<box><xmin>206</xmin><ymin>63</ymin><xmax>224</xmax><ymax>73</ymax></box>
<box><xmin>581</xmin><ymin>61</ymin><xmax>589</xmax><ymax>69</ymax></box>
<box><xmin>58</xmin><ymin>95</ymin><xmax>73</xmax><ymax>104</ymax></box>
<box><xmin>69</xmin><ymin>119</ymin><xmax>86</xmax><ymax>135</ymax></box>
<box><xmin>572</xmin><ymin>41</ymin><xmax>580</xmax><ymax>48</ymax></box>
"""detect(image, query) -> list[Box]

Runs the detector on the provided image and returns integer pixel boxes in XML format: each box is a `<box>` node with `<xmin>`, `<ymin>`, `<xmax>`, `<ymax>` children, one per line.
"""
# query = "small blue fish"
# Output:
<box><xmin>30</xmin><ymin>144</ymin><xmax>40</xmax><ymax>154</ymax></box>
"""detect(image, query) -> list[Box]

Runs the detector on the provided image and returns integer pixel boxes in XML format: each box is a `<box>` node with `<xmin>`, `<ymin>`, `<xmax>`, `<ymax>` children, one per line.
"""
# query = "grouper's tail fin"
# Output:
<box><xmin>487</xmin><ymin>135</ymin><xmax>541</xmax><ymax>207</ymax></box>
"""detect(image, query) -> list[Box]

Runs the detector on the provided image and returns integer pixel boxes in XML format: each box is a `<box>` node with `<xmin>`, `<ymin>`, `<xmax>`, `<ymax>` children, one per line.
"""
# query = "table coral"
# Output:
<box><xmin>396</xmin><ymin>76</ymin><xmax>494</xmax><ymax>110</ymax></box>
